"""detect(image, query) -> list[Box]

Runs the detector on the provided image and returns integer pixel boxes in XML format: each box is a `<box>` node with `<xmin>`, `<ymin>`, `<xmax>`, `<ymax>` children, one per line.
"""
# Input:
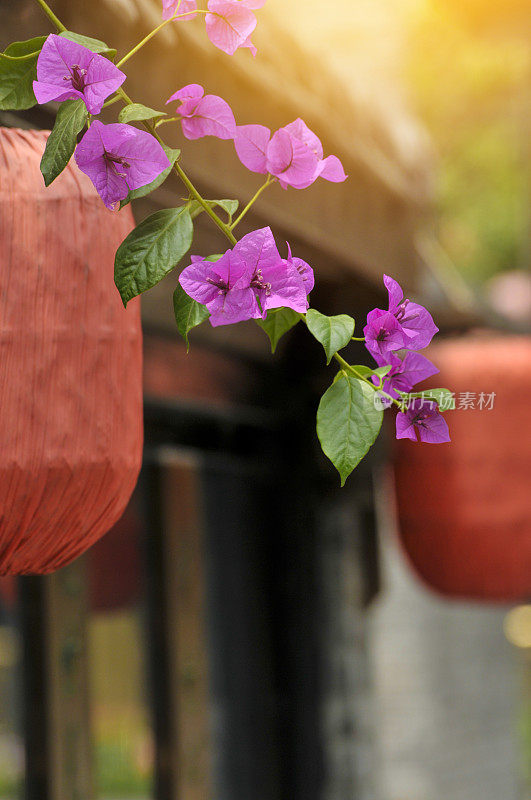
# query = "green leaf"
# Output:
<box><xmin>409</xmin><ymin>388</ymin><xmax>456</xmax><ymax>411</ymax></box>
<box><xmin>373</xmin><ymin>365</ymin><xmax>393</xmax><ymax>379</ymax></box>
<box><xmin>120</xmin><ymin>146</ymin><xmax>180</xmax><ymax>208</ymax></box>
<box><xmin>306</xmin><ymin>309</ymin><xmax>355</xmax><ymax>364</ymax></box>
<box><xmin>114</xmin><ymin>206</ymin><xmax>193</xmax><ymax>306</ymax></box>
<box><xmin>189</xmin><ymin>198</ymin><xmax>239</xmax><ymax>220</ymax></box>
<box><xmin>3</xmin><ymin>36</ymin><xmax>46</xmax><ymax>58</ymax></box>
<box><xmin>59</xmin><ymin>31</ymin><xmax>117</xmax><ymax>60</ymax></box>
<box><xmin>332</xmin><ymin>369</ymin><xmax>348</xmax><ymax>384</ymax></box>
<box><xmin>173</xmin><ymin>285</ymin><xmax>210</xmax><ymax>351</ymax></box>
<box><xmin>205</xmin><ymin>254</ymin><xmax>224</xmax><ymax>262</ymax></box>
<box><xmin>212</xmin><ymin>199</ymin><xmax>239</xmax><ymax>218</ymax></box>
<box><xmin>256</xmin><ymin>308</ymin><xmax>300</xmax><ymax>353</ymax></box>
<box><xmin>0</xmin><ymin>37</ymin><xmax>46</xmax><ymax>111</ymax></box>
<box><xmin>350</xmin><ymin>364</ymin><xmax>374</xmax><ymax>378</ymax></box>
<box><xmin>40</xmin><ymin>98</ymin><xmax>88</xmax><ymax>187</ymax></box>
<box><xmin>349</xmin><ymin>364</ymin><xmax>392</xmax><ymax>381</ymax></box>
<box><xmin>317</xmin><ymin>374</ymin><xmax>383</xmax><ymax>486</ymax></box>
<box><xmin>118</xmin><ymin>103</ymin><xmax>166</xmax><ymax>124</ymax></box>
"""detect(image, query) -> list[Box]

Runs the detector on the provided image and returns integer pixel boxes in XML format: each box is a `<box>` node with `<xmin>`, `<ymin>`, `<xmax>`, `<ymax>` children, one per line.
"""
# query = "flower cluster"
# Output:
<box><xmin>234</xmin><ymin>119</ymin><xmax>346</xmax><ymax>190</ymax></box>
<box><xmin>179</xmin><ymin>227</ymin><xmax>313</xmax><ymax>326</ymax></box>
<box><xmin>32</xmin><ymin>35</ymin><xmax>170</xmax><ymax>208</ymax></box>
<box><xmin>166</xmin><ymin>85</ymin><xmax>346</xmax><ymax>190</ymax></box>
<box><xmin>364</xmin><ymin>275</ymin><xmax>450</xmax><ymax>443</ymax></box>
<box><xmin>33</xmin><ymin>31</ymin><xmax>345</xmax><ymax>209</ymax></box>
<box><xmin>12</xmin><ymin>0</ymin><xmax>453</xmax><ymax>484</ymax></box>
<box><xmin>162</xmin><ymin>0</ymin><xmax>266</xmax><ymax>56</ymax></box>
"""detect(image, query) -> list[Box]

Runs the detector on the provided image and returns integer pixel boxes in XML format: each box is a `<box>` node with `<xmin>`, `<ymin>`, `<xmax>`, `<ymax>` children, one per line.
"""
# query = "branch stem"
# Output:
<box><xmin>116</xmin><ymin>87</ymin><xmax>237</xmax><ymax>245</ymax></box>
<box><xmin>116</xmin><ymin>17</ymin><xmax>175</xmax><ymax>68</ymax></box>
<box><xmin>230</xmin><ymin>175</ymin><xmax>274</xmax><ymax>230</ymax></box>
<box><xmin>102</xmin><ymin>95</ymin><xmax>122</xmax><ymax>109</ymax></box>
<box><xmin>33</xmin><ymin>0</ymin><xmax>66</xmax><ymax>31</ymax></box>
<box><xmin>154</xmin><ymin>116</ymin><xmax>181</xmax><ymax>129</ymax></box>
<box><xmin>116</xmin><ymin>8</ymin><xmax>209</xmax><ymax>68</ymax></box>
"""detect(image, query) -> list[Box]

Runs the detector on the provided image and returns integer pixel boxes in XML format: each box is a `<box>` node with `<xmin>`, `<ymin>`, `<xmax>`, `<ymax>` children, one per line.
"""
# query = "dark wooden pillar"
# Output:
<box><xmin>144</xmin><ymin>449</ymin><xmax>212</xmax><ymax>800</ymax></box>
<box><xmin>20</xmin><ymin>559</ymin><xmax>93</xmax><ymax>800</ymax></box>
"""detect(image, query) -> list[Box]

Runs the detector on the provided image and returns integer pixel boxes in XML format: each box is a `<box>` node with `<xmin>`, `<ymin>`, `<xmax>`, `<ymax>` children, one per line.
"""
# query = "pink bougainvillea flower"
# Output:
<box><xmin>165</xmin><ymin>84</ymin><xmax>236</xmax><ymax>140</ymax></box>
<box><xmin>179</xmin><ymin>251</ymin><xmax>260</xmax><ymax>327</ymax></box>
<box><xmin>395</xmin><ymin>397</ymin><xmax>450</xmax><ymax>443</ymax></box>
<box><xmin>74</xmin><ymin>121</ymin><xmax>170</xmax><ymax>210</ymax></box>
<box><xmin>179</xmin><ymin>228</ymin><xmax>314</xmax><ymax>326</ymax></box>
<box><xmin>283</xmin><ymin>242</ymin><xmax>314</xmax><ymax>295</ymax></box>
<box><xmin>233</xmin><ymin>124</ymin><xmax>271</xmax><ymax>173</ymax></box>
<box><xmin>232</xmin><ymin>227</ymin><xmax>311</xmax><ymax>315</ymax></box>
<box><xmin>33</xmin><ymin>34</ymin><xmax>125</xmax><ymax>115</ymax></box>
<box><xmin>384</xmin><ymin>274</ymin><xmax>439</xmax><ymax>350</ymax></box>
<box><xmin>267</xmin><ymin>119</ymin><xmax>347</xmax><ymax>189</ymax></box>
<box><xmin>161</xmin><ymin>0</ymin><xmax>197</xmax><ymax>21</ymax></box>
<box><xmin>234</xmin><ymin>118</ymin><xmax>347</xmax><ymax>189</ymax></box>
<box><xmin>205</xmin><ymin>0</ymin><xmax>267</xmax><ymax>56</ymax></box>
<box><xmin>372</xmin><ymin>351</ymin><xmax>439</xmax><ymax>399</ymax></box>
<box><xmin>364</xmin><ymin>309</ymin><xmax>406</xmax><ymax>360</ymax></box>
<box><xmin>364</xmin><ymin>276</ymin><xmax>439</xmax><ymax>360</ymax></box>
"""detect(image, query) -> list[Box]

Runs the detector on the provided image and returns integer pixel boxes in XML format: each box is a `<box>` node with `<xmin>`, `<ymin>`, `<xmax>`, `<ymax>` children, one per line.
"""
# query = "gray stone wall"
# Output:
<box><xmin>370</xmin><ymin>482</ymin><xmax>522</xmax><ymax>800</ymax></box>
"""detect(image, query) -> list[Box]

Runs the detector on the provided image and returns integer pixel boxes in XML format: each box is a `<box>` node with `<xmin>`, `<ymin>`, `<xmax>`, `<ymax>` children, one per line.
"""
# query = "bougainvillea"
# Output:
<box><xmin>165</xmin><ymin>84</ymin><xmax>236</xmax><ymax>140</ymax></box>
<box><xmin>0</xmin><ymin>0</ymin><xmax>454</xmax><ymax>485</ymax></box>
<box><xmin>234</xmin><ymin>119</ymin><xmax>347</xmax><ymax>189</ymax></box>
<box><xmin>75</xmin><ymin>121</ymin><xmax>170</xmax><ymax>209</ymax></box>
<box><xmin>33</xmin><ymin>34</ymin><xmax>125</xmax><ymax>114</ymax></box>
<box><xmin>396</xmin><ymin>398</ymin><xmax>450</xmax><ymax>443</ymax></box>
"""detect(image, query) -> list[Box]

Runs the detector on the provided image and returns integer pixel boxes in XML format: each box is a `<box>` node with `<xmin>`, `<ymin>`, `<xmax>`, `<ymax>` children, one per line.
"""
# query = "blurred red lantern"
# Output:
<box><xmin>393</xmin><ymin>335</ymin><xmax>531</xmax><ymax>602</ymax></box>
<box><xmin>0</xmin><ymin>128</ymin><xmax>143</xmax><ymax>575</ymax></box>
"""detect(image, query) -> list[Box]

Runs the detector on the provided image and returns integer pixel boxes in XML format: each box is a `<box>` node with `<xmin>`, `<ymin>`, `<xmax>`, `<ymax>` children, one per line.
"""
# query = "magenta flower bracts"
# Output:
<box><xmin>234</xmin><ymin>119</ymin><xmax>347</xmax><ymax>189</ymax></box>
<box><xmin>33</xmin><ymin>34</ymin><xmax>125</xmax><ymax>115</ymax></box>
<box><xmin>166</xmin><ymin>84</ymin><xmax>236</xmax><ymax>140</ymax></box>
<box><xmin>267</xmin><ymin>119</ymin><xmax>347</xmax><ymax>189</ymax></box>
<box><xmin>362</xmin><ymin>277</ymin><xmax>449</xmax><ymax>445</ymax></box>
<box><xmin>179</xmin><ymin>227</ymin><xmax>314</xmax><ymax>326</ymax></box>
<box><xmin>284</xmin><ymin>243</ymin><xmax>314</xmax><ymax>295</ymax></box>
<box><xmin>233</xmin><ymin>124</ymin><xmax>270</xmax><ymax>173</ymax></box>
<box><xmin>396</xmin><ymin>398</ymin><xmax>451</xmax><ymax>444</ymax></box>
<box><xmin>384</xmin><ymin>274</ymin><xmax>438</xmax><ymax>350</ymax></box>
<box><xmin>363</xmin><ymin>275</ymin><xmax>438</xmax><ymax>359</ymax></box>
<box><xmin>364</xmin><ymin>309</ymin><xmax>405</xmax><ymax>359</ymax></box>
<box><xmin>74</xmin><ymin>121</ymin><xmax>170</xmax><ymax>210</ymax></box>
<box><xmin>234</xmin><ymin>227</ymin><xmax>311</xmax><ymax>314</ymax></box>
<box><xmin>162</xmin><ymin>0</ymin><xmax>197</xmax><ymax>21</ymax></box>
<box><xmin>372</xmin><ymin>352</ymin><xmax>439</xmax><ymax>399</ymax></box>
<box><xmin>205</xmin><ymin>0</ymin><xmax>267</xmax><ymax>56</ymax></box>
<box><xmin>179</xmin><ymin>252</ymin><xmax>261</xmax><ymax>327</ymax></box>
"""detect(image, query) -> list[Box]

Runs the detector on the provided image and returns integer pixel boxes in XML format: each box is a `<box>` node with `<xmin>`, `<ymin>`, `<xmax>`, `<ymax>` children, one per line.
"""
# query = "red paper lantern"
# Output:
<box><xmin>0</xmin><ymin>128</ymin><xmax>143</xmax><ymax>575</ymax></box>
<box><xmin>393</xmin><ymin>335</ymin><xmax>531</xmax><ymax>602</ymax></box>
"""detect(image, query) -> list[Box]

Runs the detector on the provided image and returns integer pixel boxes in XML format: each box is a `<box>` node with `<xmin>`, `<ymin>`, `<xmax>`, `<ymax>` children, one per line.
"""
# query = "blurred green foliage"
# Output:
<box><xmin>96</xmin><ymin>738</ymin><xmax>151</xmax><ymax>797</ymax></box>
<box><xmin>405</xmin><ymin>2</ymin><xmax>530</xmax><ymax>284</ymax></box>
